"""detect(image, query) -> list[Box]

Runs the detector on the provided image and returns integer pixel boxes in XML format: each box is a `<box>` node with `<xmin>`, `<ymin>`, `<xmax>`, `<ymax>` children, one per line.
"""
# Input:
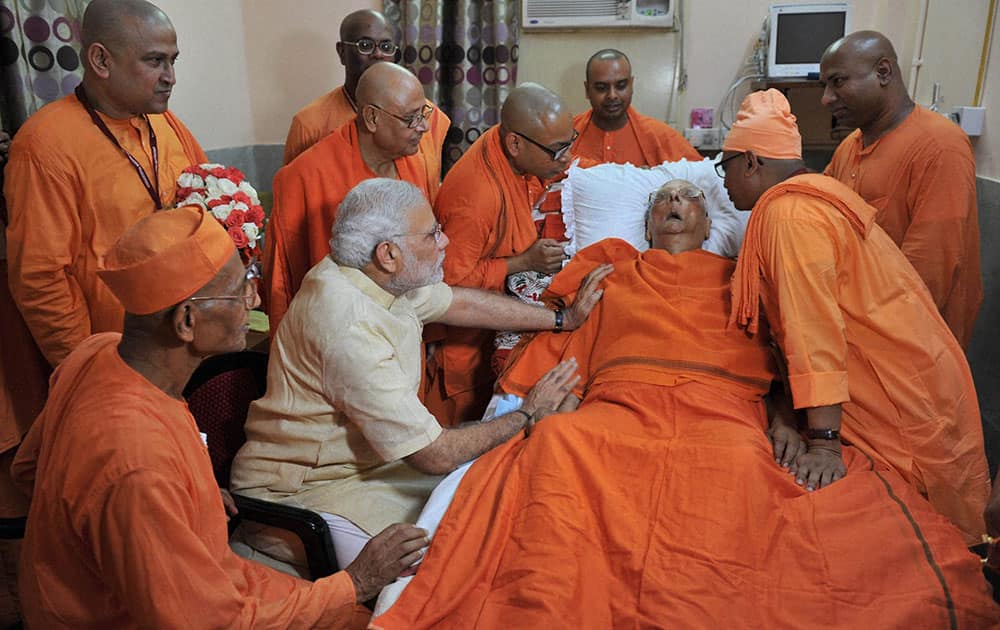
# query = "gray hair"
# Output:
<box><xmin>329</xmin><ymin>178</ymin><xmax>427</xmax><ymax>268</ymax></box>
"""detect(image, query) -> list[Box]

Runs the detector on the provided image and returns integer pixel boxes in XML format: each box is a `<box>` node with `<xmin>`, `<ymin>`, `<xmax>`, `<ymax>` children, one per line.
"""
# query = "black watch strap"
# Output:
<box><xmin>806</xmin><ymin>428</ymin><xmax>840</xmax><ymax>441</ymax></box>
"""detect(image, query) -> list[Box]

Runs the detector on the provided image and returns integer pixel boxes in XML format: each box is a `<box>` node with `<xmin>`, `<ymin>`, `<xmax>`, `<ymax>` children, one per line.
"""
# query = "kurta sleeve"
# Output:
<box><xmin>283</xmin><ymin>115</ymin><xmax>311</xmax><ymax>166</ymax></box>
<box><xmin>437</xmin><ymin>187</ymin><xmax>509</xmax><ymax>291</ymax></box>
<box><xmin>4</xmin><ymin>151</ymin><xmax>91</xmax><ymax>366</ymax></box>
<box><xmin>322</xmin><ymin>323</ymin><xmax>443</xmax><ymax>461</ymax></box>
<box><xmin>757</xmin><ymin>200</ymin><xmax>850</xmax><ymax>409</ymax></box>
<box><xmin>89</xmin><ymin>469</ymin><xmax>364</xmax><ymax>629</ymax></box>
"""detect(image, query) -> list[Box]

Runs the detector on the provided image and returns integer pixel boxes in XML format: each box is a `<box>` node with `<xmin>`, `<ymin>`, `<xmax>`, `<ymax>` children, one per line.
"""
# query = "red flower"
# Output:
<box><xmin>231</xmin><ymin>191</ymin><xmax>252</xmax><ymax>206</ymax></box>
<box><xmin>245</xmin><ymin>205</ymin><xmax>265</xmax><ymax>225</ymax></box>
<box><xmin>224</xmin><ymin>209</ymin><xmax>247</xmax><ymax>229</ymax></box>
<box><xmin>228</xmin><ymin>225</ymin><xmax>249</xmax><ymax>248</ymax></box>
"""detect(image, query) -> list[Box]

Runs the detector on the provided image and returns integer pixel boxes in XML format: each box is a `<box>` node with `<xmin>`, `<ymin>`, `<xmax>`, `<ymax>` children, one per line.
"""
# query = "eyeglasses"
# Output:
<box><xmin>392</xmin><ymin>223</ymin><xmax>444</xmax><ymax>244</ymax></box>
<box><xmin>188</xmin><ymin>264</ymin><xmax>261</xmax><ymax>310</ymax></box>
<box><xmin>648</xmin><ymin>185</ymin><xmax>705</xmax><ymax>207</ymax></box>
<box><xmin>714</xmin><ymin>152</ymin><xmax>746</xmax><ymax>178</ymax></box>
<box><xmin>341</xmin><ymin>38</ymin><xmax>398</xmax><ymax>56</ymax></box>
<box><xmin>514</xmin><ymin>129</ymin><xmax>579</xmax><ymax>162</ymax></box>
<box><xmin>371</xmin><ymin>103</ymin><xmax>434</xmax><ymax>130</ymax></box>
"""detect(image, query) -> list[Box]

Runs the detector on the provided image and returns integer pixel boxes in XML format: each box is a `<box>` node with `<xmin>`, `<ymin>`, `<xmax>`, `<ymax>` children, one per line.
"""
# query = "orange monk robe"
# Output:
<box><xmin>373</xmin><ymin>240</ymin><xmax>998</xmax><ymax>628</ymax></box>
<box><xmin>731</xmin><ymin>173</ymin><xmax>990</xmax><ymax>545</ymax></box>
<box><xmin>283</xmin><ymin>84</ymin><xmax>451</xmax><ymax>171</ymax></box>
<box><xmin>824</xmin><ymin>106</ymin><xmax>982</xmax><ymax>348</ymax></box>
<box><xmin>571</xmin><ymin>106</ymin><xmax>701</xmax><ymax>166</ymax></box>
<box><xmin>11</xmin><ymin>333</ymin><xmax>370</xmax><ymax>629</ymax></box>
<box><xmin>428</xmin><ymin>126</ymin><xmax>544</xmax><ymax>425</ymax></box>
<box><xmin>264</xmin><ymin>117</ymin><xmax>445</xmax><ymax>331</ymax></box>
<box><xmin>2</xmin><ymin>95</ymin><xmax>205</xmax><ymax>514</ymax></box>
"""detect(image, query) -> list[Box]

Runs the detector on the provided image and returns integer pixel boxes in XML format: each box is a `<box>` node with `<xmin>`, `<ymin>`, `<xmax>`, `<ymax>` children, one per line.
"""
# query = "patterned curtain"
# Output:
<box><xmin>0</xmin><ymin>0</ymin><xmax>88</xmax><ymax>133</ymax></box>
<box><xmin>384</xmin><ymin>0</ymin><xmax>519</xmax><ymax>173</ymax></box>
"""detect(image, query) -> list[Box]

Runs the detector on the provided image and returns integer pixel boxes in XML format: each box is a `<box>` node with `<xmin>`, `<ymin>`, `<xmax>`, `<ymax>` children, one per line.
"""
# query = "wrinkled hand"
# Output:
<box><xmin>521</xmin><ymin>358</ymin><xmax>581</xmax><ymax>434</ymax></box>
<box><xmin>792</xmin><ymin>445</ymin><xmax>845</xmax><ymax>491</ymax></box>
<box><xmin>562</xmin><ymin>264</ymin><xmax>613</xmax><ymax>330</ymax></box>
<box><xmin>220</xmin><ymin>488</ymin><xmax>238</xmax><ymax>521</ymax></box>
<box><xmin>522</xmin><ymin>238</ymin><xmax>568</xmax><ymax>274</ymax></box>
<box><xmin>346</xmin><ymin>523</ymin><xmax>429</xmax><ymax>603</ymax></box>
<box><xmin>767</xmin><ymin>422</ymin><xmax>806</xmax><ymax>469</ymax></box>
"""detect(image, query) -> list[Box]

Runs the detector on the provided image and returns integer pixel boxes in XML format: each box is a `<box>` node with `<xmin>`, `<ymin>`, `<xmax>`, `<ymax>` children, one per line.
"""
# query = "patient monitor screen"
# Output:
<box><xmin>775</xmin><ymin>12</ymin><xmax>846</xmax><ymax>64</ymax></box>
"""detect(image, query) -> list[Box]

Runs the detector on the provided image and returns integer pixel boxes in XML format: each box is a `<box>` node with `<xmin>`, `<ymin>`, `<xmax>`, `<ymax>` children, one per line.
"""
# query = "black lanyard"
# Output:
<box><xmin>75</xmin><ymin>84</ymin><xmax>162</xmax><ymax>209</ymax></box>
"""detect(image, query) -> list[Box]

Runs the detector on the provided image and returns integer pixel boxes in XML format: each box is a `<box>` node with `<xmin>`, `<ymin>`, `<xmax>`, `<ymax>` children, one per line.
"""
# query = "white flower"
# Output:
<box><xmin>177</xmin><ymin>173</ymin><xmax>205</xmax><ymax>189</ymax></box>
<box><xmin>205</xmin><ymin>176</ymin><xmax>223</xmax><ymax>197</ymax></box>
<box><xmin>216</xmin><ymin>178</ymin><xmax>239</xmax><ymax>195</ymax></box>
<box><xmin>231</xmin><ymin>201</ymin><xmax>249</xmax><ymax>212</ymax></box>
<box><xmin>211</xmin><ymin>204</ymin><xmax>233</xmax><ymax>221</ymax></box>
<box><xmin>178</xmin><ymin>191</ymin><xmax>208</xmax><ymax>209</ymax></box>
<box><xmin>238</xmin><ymin>180</ymin><xmax>261</xmax><ymax>204</ymax></box>
<box><xmin>242</xmin><ymin>223</ymin><xmax>260</xmax><ymax>242</ymax></box>
<box><xmin>201</xmin><ymin>162</ymin><xmax>225</xmax><ymax>170</ymax></box>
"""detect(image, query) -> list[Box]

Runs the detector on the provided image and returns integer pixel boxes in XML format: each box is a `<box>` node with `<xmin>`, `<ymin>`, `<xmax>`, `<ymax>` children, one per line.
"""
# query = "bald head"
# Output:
<box><xmin>586</xmin><ymin>49</ymin><xmax>631</xmax><ymax>82</ymax></box>
<box><xmin>82</xmin><ymin>0</ymin><xmax>171</xmax><ymax>52</ymax></box>
<box><xmin>501</xmin><ymin>83</ymin><xmax>568</xmax><ymax>137</ymax></box>
<box><xmin>356</xmin><ymin>62</ymin><xmax>421</xmax><ymax>109</ymax></box>
<box><xmin>340</xmin><ymin>8</ymin><xmax>388</xmax><ymax>41</ymax></box>
<box><xmin>819</xmin><ymin>30</ymin><xmax>912</xmax><ymax>138</ymax></box>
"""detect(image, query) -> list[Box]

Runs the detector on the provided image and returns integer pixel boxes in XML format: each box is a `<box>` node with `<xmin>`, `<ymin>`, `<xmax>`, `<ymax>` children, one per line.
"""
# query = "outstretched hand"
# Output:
<box><xmin>346</xmin><ymin>523</ymin><xmax>429</xmax><ymax>603</ymax></box>
<box><xmin>563</xmin><ymin>264</ymin><xmax>613</xmax><ymax>330</ymax></box>
<box><xmin>792</xmin><ymin>445</ymin><xmax>845</xmax><ymax>491</ymax></box>
<box><xmin>521</xmin><ymin>358</ymin><xmax>581</xmax><ymax>434</ymax></box>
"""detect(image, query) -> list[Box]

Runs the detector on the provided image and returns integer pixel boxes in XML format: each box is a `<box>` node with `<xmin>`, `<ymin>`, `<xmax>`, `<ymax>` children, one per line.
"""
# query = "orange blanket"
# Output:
<box><xmin>373</xmin><ymin>242</ymin><xmax>998</xmax><ymax>627</ymax></box>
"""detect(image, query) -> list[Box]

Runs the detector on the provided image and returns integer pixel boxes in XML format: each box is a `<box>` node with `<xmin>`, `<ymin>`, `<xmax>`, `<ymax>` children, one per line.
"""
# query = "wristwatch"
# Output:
<box><xmin>805</xmin><ymin>428</ymin><xmax>840</xmax><ymax>441</ymax></box>
<box><xmin>554</xmin><ymin>308</ymin><xmax>564</xmax><ymax>331</ymax></box>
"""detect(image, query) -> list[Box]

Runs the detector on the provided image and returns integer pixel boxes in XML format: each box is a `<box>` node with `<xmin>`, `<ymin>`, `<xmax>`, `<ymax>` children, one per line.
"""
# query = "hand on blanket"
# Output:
<box><xmin>517</xmin><ymin>238</ymin><xmax>570</xmax><ymax>274</ymax></box>
<box><xmin>563</xmin><ymin>264</ymin><xmax>614</xmax><ymax>330</ymax></box>
<box><xmin>792</xmin><ymin>445</ymin><xmax>845</xmax><ymax>492</ymax></box>
<box><xmin>346</xmin><ymin>523</ymin><xmax>429</xmax><ymax>603</ymax></box>
<box><xmin>521</xmin><ymin>358</ymin><xmax>581</xmax><ymax>434</ymax></box>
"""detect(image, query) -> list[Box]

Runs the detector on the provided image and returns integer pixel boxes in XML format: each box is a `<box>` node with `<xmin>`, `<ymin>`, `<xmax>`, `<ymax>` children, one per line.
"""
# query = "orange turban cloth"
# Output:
<box><xmin>722</xmin><ymin>88</ymin><xmax>802</xmax><ymax>159</ymax></box>
<box><xmin>98</xmin><ymin>205</ymin><xmax>235</xmax><ymax>315</ymax></box>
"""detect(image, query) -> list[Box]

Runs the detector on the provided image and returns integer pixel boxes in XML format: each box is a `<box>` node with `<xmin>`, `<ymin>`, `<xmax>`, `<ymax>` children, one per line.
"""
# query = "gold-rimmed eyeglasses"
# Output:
<box><xmin>371</xmin><ymin>103</ymin><xmax>434</xmax><ymax>130</ymax></box>
<box><xmin>392</xmin><ymin>223</ymin><xmax>444</xmax><ymax>244</ymax></box>
<box><xmin>188</xmin><ymin>264</ymin><xmax>261</xmax><ymax>310</ymax></box>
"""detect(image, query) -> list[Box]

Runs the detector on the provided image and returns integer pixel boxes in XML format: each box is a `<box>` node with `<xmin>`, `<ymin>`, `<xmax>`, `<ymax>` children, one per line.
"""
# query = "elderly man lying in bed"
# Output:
<box><xmin>371</xmin><ymin>180</ymin><xmax>998</xmax><ymax>628</ymax></box>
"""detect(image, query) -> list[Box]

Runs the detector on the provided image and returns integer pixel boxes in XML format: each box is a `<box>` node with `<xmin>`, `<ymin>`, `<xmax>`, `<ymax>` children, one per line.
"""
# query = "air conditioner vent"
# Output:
<box><xmin>522</xmin><ymin>0</ymin><xmax>674</xmax><ymax>29</ymax></box>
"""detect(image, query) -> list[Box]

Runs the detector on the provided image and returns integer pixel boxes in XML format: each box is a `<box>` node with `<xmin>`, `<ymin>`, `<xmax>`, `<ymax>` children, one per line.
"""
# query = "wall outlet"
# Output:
<box><xmin>954</xmin><ymin>106</ymin><xmax>985</xmax><ymax>136</ymax></box>
<box><xmin>684</xmin><ymin>127</ymin><xmax>722</xmax><ymax>151</ymax></box>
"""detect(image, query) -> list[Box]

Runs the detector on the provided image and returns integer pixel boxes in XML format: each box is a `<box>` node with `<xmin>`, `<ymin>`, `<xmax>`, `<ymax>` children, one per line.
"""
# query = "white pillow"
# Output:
<box><xmin>561</xmin><ymin>158</ymin><xmax>749</xmax><ymax>258</ymax></box>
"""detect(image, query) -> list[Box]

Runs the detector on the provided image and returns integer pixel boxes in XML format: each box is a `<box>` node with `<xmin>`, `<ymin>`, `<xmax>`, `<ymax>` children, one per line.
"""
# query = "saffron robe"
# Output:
<box><xmin>571</xmin><ymin>107</ymin><xmax>701</xmax><ymax>166</ymax></box>
<box><xmin>264</xmin><ymin>119</ymin><xmax>443</xmax><ymax>332</ymax></box>
<box><xmin>2</xmin><ymin>94</ymin><xmax>205</xmax><ymax>505</ymax></box>
<box><xmin>731</xmin><ymin>173</ymin><xmax>990</xmax><ymax>545</ymax></box>
<box><xmin>428</xmin><ymin>126</ymin><xmax>544</xmax><ymax>425</ymax></box>
<box><xmin>824</xmin><ymin>106</ymin><xmax>982</xmax><ymax>348</ymax></box>
<box><xmin>372</xmin><ymin>240</ymin><xmax>998</xmax><ymax>628</ymax></box>
<box><xmin>12</xmin><ymin>333</ymin><xmax>368</xmax><ymax>629</ymax></box>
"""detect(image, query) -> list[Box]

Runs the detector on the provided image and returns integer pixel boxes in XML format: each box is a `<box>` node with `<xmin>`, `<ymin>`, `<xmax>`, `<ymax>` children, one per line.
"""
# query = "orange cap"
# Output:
<box><xmin>722</xmin><ymin>89</ymin><xmax>802</xmax><ymax>159</ymax></box>
<box><xmin>98</xmin><ymin>205</ymin><xmax>235</xmax><ymax>315</ymax></box>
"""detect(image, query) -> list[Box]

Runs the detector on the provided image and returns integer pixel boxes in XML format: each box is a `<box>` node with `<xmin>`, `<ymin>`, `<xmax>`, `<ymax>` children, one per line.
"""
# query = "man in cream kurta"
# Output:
<box><xmin>231</xmin><ymin>178</ymin><xmax>608</xmax><ymax>571</ymax></box>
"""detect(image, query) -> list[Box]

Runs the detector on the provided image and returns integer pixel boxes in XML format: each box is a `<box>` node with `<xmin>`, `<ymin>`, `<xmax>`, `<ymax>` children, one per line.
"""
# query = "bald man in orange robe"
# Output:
<box><xmin>264</xmin><ymin>63</ymin><xmax>446</xmax><ymax>331</ymax></box>
<box><xmin>820</xmin><ymin>31</ymin><xmax>981</xmax><ymax>348</ymax></box>
<box><xmin>373</xmin><ymin>188</ymin><xmax>998</xmax><ymax>628</ymax></box>
<box><xmin>425</xmin><ymin>83</ymin><xmax>577</xmax><ymax>426</ymax></box>
<box><xmin>14</xmin><ymin>205</ymin><xmax>431</xmax><ymax>628</ymax></box>
<box><xmin>0</xmin><ymin>0</ymin><xmax>205</xmax><ymax>560</ymax></box>
<box><xmin>572</xmin><ymin>49</ymin><xmax>700</xmax><ymax>166</ymax></box>
<box><xmin>722</xmin><ymin>89</ymin><xmax>989</xmax><ymax>545</ymax></box>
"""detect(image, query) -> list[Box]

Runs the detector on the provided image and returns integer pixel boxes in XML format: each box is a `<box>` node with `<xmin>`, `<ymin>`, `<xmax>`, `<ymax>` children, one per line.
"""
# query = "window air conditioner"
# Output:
<box><xmin>522</xmin><ymin>0</ymin><xmax>674</xmax><ymax>30</ymax></box>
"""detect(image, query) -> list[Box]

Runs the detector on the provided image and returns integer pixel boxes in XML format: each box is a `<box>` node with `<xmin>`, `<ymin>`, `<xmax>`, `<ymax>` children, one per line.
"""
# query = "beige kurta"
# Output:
<box><xmin>231</xmin><ymin>257</ymin><xmax>452</xmax><ymax>537</ymax></box>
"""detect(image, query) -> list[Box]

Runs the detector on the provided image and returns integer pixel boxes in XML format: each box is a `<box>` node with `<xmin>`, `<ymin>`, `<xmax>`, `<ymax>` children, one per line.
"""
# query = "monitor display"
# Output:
<box><xmin>775</xmin><ymin>12</ymin><xmax>847</xmax><ymax>64</ymax></box>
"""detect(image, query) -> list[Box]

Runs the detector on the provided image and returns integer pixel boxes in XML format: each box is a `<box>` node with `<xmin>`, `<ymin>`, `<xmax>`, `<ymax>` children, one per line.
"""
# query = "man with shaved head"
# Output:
<box><xmin>820</xmin><ymin>30</ymin><xmax>982</xmax><ymax>348</ymax></box>
<box><xmin>282</xmin><ymin>8</ymin><xmax>449</xmax><ymax>167</ymax></box>
<box><xmin>0</xmin><ymin>2</ymin><xmax>205</xmax><ymax>613</ymax></box>
<box><xmin>422</xmin><ymin>83</ymin><xmax>578</xmax><ymax>425</ymax></box>
<box><xmin>572</xmin><ymin>49</ymin><xmax>700</xmax><ymax>166</ymax></box>
<box><xmin>265</xmin><ymin>62</ymin><xmax>444</xmax><ymax>330</ymax></box>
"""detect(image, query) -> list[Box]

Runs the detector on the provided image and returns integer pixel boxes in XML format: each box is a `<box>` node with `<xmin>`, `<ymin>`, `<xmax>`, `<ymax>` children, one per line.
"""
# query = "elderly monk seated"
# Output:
<box><xmin>10</xmin><ymin>206</ymin><xmax>445</xmax><ymax>629</ymax></box>
<box><xmin>231</xmin><ymin>178</ymin><xmax>611</xmax><ymax>576</ymax></box>
<box><xmin>370</xmin><ymin>180</ymin><xmax>999</xmax><ymax>628</ymax></box>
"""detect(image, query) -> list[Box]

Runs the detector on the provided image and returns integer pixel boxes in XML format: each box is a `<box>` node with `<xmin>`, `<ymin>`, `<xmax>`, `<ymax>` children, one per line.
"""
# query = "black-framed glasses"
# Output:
<box><xmin>714</xmin><ymin>152</ymin><xmax>746</xmax><ymax>178</ymax></box>
<box><xmin>371</xmin><ymin>103</ymin><xmax>434</xmax><ymax>129</ymax></box>
<box><xmin>647</xmin><ymin>184</ymin><xmax>705</xmax><ymax>208</ymax></box>
<box><xmin>392</xmin><ymin>223</ymin><xmax>444</xmax><ymax>244</ymax></box>
<box><xmin>514</xmin><ymin>129</ymin><xmax>579</xmax><ymax>162</ymax></box>
<box><xmin>341</xmin><ymin>38</ymin><xmax>398</xmax><ymax>56</ymax></box>
<box><xmin>188</xmin><ymin>264</ymin><xmax>261</xmax><ymax>310</ymax></box>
